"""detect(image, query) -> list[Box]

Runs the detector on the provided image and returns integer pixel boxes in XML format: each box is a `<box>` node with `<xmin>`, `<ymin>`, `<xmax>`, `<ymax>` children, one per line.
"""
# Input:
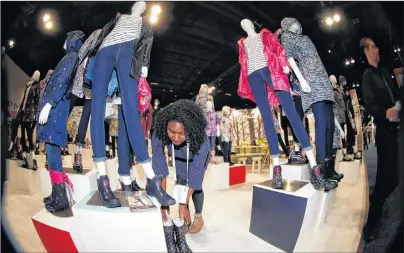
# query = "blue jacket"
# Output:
<box><xmin>86</xmin><ymin>55</ymin><xmax>119</xmax><ymax>97</ymax></box>
<box><xmin>36</xmin><ymin>31</ymin><xmax>84</xmax><ymax>147</ymax></box>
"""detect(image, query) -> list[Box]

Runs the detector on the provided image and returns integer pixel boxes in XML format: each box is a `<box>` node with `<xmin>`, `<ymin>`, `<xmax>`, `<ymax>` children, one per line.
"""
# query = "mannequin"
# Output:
<box><xmin>279</xmin><ymin>17</ymin><xmax>337</xmax><ymax>189</ymax></box>
<box><xmin>150</xmin><ymin>99</ymin><xmax>160</xmax><ymax>137</ymax></box>
<box><xmin>69</xmin><ymin>29</ymin><xmax>102</xmax><ymax>173</ymax></box>
<box><xmin>195</xmin><ymin>84</ymin><xmax>209</xmax><ymax>112</ymax></box>
<box><xmin>220</xmin><ymin>106</ymin><xmax>234</xmax><ymax>165</ymax></box>
<box><xmin>204</xmin><ymin>101</ymin><xmax>220</xmax><ymax>159</ymax></box>
<box><xmin>238</xmin><ymin>19</ymin><xmax>336</xmax><ymax>190</ymax></box>
<box><xmin>37</xmin><ymin>30</ymin><xmax>85</xmax><ymax>213</ymax></box>
<box><xmin>9</xmin><ymin>70</ymin><xmax>41</xmax><ymax>168</ymax></box>
<box><xmin>89</xmin><ymin>2</ymin><xmax>174</xmax><ymax>208</ymax></box>
<box><xmin>330</xmin><ymin>75</ymin><xmax>348</xmax><ymax>153</ymax></box>
<box><xmin>338</xmin><ymin>75</ymin><xmax>357</xmax><ymax>161</ymax></box>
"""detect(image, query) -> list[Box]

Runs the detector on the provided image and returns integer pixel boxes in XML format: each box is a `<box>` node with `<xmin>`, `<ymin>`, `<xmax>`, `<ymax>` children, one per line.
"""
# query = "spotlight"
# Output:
<box><xmin>351</xmin><ymin>59</ymin><xmax>355</xmax><ymax>64</ymax></box>
<box><xmin>44</xmin><ymin>21</ymin><xmax>53</xmax><ymax>30</ymax></box>
<box><xmin>398</xmin><ymin>48</ymin><xmax>401</xmax><ymax>52</ymax></box>
<box><xmin>345</xmin><ymin>60</ymin><xmax>350</xmax><ymax>66</ymax></box>
<box><xmin>328</xmin><ymin>49</ymin><xmax>331</xmax><ymax>53</ymax></box>
<box><xmin>8</xmin><ymin>39</ymin><xmax>15</xmax><ymax>48</ymax></box>
<box><xmin>394</xmin><ymin>49</ymin><xmax>397</xmax><ymax>53</ymax></box>
<box><xmin>325</xmin><ymin>17</ymin><xmax>334</xmax><ymax>26</ymax></box>
<box><xmin>391</xmin><ymin>75</ymin><xmax>395</xmax><ymax>78</ymax></box>
<box><xmin>151</xmin><ymin>5</ymin><xmax>161</xmax><ymax>15</ymax></box>
<box><xmin>333</xmin><ymin>14</ymin><xmax>341</xmax><ymax>22</ymax></box>
<box><xmin>150</xmin><ymin>15</ymin><xmax>158</xmax><ymax>24</ymax></box>
<box><xmin>43</xmin><ymin>13</ymin><xmax>51</xmax><ymax>23</ymax></box>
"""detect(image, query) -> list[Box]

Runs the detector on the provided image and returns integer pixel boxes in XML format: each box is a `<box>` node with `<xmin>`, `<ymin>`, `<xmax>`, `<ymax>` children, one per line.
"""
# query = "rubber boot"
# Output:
<box><xmin>146</xmin><ymin>175</ymin><xmax>176</xmax><ymax>206</ymax></box>
<box><xmin>45</xmin><ymin>170</ymin><xmax>74</xmax><ymax>213</ymax></box>
<box><xmin>326</xmin><ymin>158</ymin><xmax>344</xmax><ymax>182</ymax></box>
<box><xmin>271</xmin><ymin>165</ymin><xmax>284</xmax><ymax>189</ymax></box>
<box><xmin>173</xmin><ymin>218</ymin><xmax>193</xmax><ymax>253</ymax></box>
<box><xmin>73</xmin><ymin>153</ymin><xmax>83</xmax><ymax>173</ymax></box>
<box><xmin>98</xmin><ymin>175</ymin><xmax>121</xmax><ymax>208</ymax></box>
<box><xmin>163</xmin><ymin>219</ymin><xmax>179</xmax><ymax>253</ymax></box>
<box><xmin>310</xmin><ymin>163</ymin><xmax>338</xmax><ymax>192</ymax></box>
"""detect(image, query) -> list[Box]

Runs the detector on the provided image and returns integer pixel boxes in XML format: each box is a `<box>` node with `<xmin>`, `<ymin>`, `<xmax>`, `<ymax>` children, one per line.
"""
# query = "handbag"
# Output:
<box><xmin>138</xmin><ymin>78</ymin><xmax>151</xmax><ymax>113</ymax></box>
<box><xmin>172</xmin><ymin>143</ymin><xmax>189</xmax><ymax>205</ymax></box>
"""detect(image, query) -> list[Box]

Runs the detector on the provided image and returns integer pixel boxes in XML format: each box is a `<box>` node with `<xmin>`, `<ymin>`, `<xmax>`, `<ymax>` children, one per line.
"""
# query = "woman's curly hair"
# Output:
<box><xmin>154</xmin><ymin>99</ymin><xmax>207</xmax><ymax>154</ymax></box>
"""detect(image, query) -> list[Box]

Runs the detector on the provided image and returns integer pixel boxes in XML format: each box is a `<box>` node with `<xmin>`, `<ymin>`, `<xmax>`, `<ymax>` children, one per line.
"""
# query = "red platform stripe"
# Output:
<box><xmin>229</xmin><ymin>165</ymin><xmax>246</xmax><ymax>186</ymax></box>
<box><xmin>32</xmin><ymin>218</ymin><xmax>78</xmax><ymax>253</ymax></box>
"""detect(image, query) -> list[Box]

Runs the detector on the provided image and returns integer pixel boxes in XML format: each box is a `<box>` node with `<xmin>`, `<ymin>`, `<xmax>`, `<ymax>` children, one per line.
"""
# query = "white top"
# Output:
<box><xmin>243</xmin><ymin>33</ymin><xmax>267</xmax><ymax>75</ymax></box>
<box><xmin>99</xmin><ymin>15</ymin><xmax>142</xmax><ymax>50</ymax></box>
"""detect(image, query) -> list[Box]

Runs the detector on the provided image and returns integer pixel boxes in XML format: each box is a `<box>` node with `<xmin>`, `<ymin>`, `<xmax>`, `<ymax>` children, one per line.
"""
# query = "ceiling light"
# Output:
<box><xmin>351</xmin><ymin>59</ymin><xmax>355</xmax><ymax>64</ymax></box>
<box><xmin>333</xmin><ymin>14</ymin><xmax>341</xmax><ymax>22</ymax></box>
<box><xmin>328</xmin><ymin>49</ymin><xmax>331</xmax><ymax>53</ymax></box>
<box><xmin>43</xmin><ymin>13</ymin><xmax>51</xmax><ymax>23</ymax></box>
<box><xmin>398</xmin><ymin>48</ymin><xmax>401</xmax><ymax>52</ymax></box>
<box><xmin>151</xmin><ymin>5</ymin><xmax>161</xmax><ymax>15</ymax></box>
<box><xmin>394</xmin><ymin>49</ymin><xmax>397</xmax><ymax>53</ymax></box>
<box><xmin>8</xmin><ymin>39</ymin><xmax>15</xmax><ymax>48</ymax></box>
<box><xmin>225</xmin><ymin>93</ymin><xmax>232</xmax><ymax>96</ymax></box>
<box><xmin>150</xmin><ymin>15</ymin><xmax>158</xmax><ymax>24</ymax></box>
<box><xmin>345</xmin><ymin>60</ymin><xmax>350</xmax><ymax>66</ymax></box>
<box><xmin>170</xmin><ymin>89</ymin><xmax>172</xmax><ymax>92</ymax></box>
<box><xmin>325</xmin><ymin>17</ymin><xmax>334</xmax><ymax>26</ymax></box>
<box><xmin>44</xmin><ymin>21</ymin><xmax>53</xmax><ymax>30</ymax></box>
<box><xmin>391</xmin><ymin>75</ymin><xmax>395</xmax><ymax>78</ymax></box>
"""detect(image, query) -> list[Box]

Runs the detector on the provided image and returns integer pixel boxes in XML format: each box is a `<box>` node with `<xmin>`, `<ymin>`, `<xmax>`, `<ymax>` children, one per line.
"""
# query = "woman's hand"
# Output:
<box><xmin>161</xmin><ymin>206</ymin><xmax>170</xmax><ymax>223</ymax></box>
<box><xmin>179</xmin><ymin>204</ymin><xmax>191</xmax><ymax>225</ymax></box>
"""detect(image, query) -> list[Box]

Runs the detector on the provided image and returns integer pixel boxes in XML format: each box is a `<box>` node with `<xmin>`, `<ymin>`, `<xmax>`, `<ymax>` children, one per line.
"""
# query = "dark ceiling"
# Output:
<box><xmin>2</xmin><ymin>1</ymin><xmax>403</xmax><ymax>109</ymax></box>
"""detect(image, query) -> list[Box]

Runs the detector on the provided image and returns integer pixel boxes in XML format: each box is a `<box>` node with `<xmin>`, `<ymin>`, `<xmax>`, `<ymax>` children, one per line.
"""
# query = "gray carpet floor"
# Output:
<box><xmin>363</xmin><ymin>144</ymin><xmax>403</xmax><ymax>253</ymax></box>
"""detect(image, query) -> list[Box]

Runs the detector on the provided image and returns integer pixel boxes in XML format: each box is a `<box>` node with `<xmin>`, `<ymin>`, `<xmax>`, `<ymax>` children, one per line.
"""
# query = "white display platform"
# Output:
<box><xmin>338</xmin><ymin>160</ymin><xmax>361</xmax><ymax>186</ymax></box>
<box><xmin>39</xmin><ymin>167</ymin><xmax>97</xmax><ymax>204</ymax></box>
<box><xmin>62</xmin><ymin>155</ymin><xmax>73</xmax><ymax>168</ymax></box>
<box><xmin>6</xmin><ymin>160</ymin><xmax>41</xmax><ymax>195</ymax></box>
<box><xmin>269</xmin><ymin>163</ymin><xmax>310</xmax><ymax>181</ymax></box>
<box><xmin>71</xmin><ymin>191</ymin><xmax>167</xmax><ymax>252</ymax></box>
<box><xmin>204</xmin><ymin>163</ymin><xmax>247</xmax><ymax>190</ymax></box>
<box><xmin>36</xmin><ymin>155</ymin><xmax>46</xmax><ymax>169</ymax></box>
<box><xmin>67</xmin><ymin>144</ymin><xmax>76</xmax><ymax>157</ymax></box>
<box><xmin>249</xmin><ymin>179</ymin><xmax>337</xmax><ymax>252</ymax></box>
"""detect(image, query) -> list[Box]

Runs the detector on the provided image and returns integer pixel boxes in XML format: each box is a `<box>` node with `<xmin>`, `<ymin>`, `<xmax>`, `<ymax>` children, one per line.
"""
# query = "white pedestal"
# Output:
<box><xmin>269</xmin><ymin>163</ymin><xmax>310</xmax><ymax>181</ymax></box>
<box><xmin>205</xmin><ymin>163</ymin><xmax>230</xmax><ymax>190</ymax></box>
<box><xmin>36</xmin><ymin>155</ymin><xmax>46</xmax><ymax>169</ymax></box>
<box><xmin>338</xmin><ymin>160</ymin><xmax>361</xmax><ymax>186</ymax></box>
<box><xmin>39</xmin><ymin>168</ymin><xmax>97</xmax><ymax>204</ymax></box>
<box><xmin>250</xmin><ymin>180</ymin><xmax>337</xmax><ymax>252</ymax></box>
<box><xmin>6</xmin><ymin>160</ymin><xmax>41</xmax><ymax>195</ymax></box>
<box><xmin>212</xmin><ymin>156</ymin><xmax>224</xmax><ymax>164</ymax></box>
<box><xmin>62</xmin><ymin>155</ymin><xmax>73</xmax><ymax>168</ymax></box>
<box><xmin>71</xmin><ymin>191</ymin><xmax>167</xmax><ymax>252</ymax></box>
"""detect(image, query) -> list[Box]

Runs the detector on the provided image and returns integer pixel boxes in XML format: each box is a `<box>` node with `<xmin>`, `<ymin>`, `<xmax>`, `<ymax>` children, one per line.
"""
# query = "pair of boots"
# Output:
<box><xmin>97</xmin><ymin>174</ymin><xmax>176</xmax><ymax>208</ymax></box>
<box><xmin>73</xmin><ymin>152</ymin><xmax>83</xmax><ymax>173</ymax></box>
<box><xmin>43</xmin><ymin>170</ymin><xmax>74</xmax><ymax>213</ymax></box>
<box><xmin>164</xmin><ymin>218</ymin><xmax>193</xmax><ymax>253</ymax></box>
<box><xmin>325</xmin><ymin>157</ymin><xmax>344</xmax><ymax>182</ymax></box>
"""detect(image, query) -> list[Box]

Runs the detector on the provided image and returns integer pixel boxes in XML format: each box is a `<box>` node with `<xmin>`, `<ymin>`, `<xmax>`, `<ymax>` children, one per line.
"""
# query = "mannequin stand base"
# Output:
<box><xmin>204</xmin><ymin>163</ymin><xmax>246</xmax><ymax>190</ymax></box>
<box><xmin>6</xmin><ymin>160</ymin><xmax>41</xmax><ymax>195</ymax></box>
<box><xmin>269</xmin><ymin>163</ymin><xmax>310</xmax><ymax>182</ymax></box>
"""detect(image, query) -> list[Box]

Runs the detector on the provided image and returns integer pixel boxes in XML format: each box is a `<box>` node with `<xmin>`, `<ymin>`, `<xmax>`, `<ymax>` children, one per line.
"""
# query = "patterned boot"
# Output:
<box><xmin>271</xmin><ymin>165</ymin><xmax>284</xmax><ymax>189</ymax></box>
<box><xmin>45</xmin><ymin>170</ymin><xmax>74</xmax><ymax>213</ymax></box>
<box><xmin>73</xmin><ymin>153</ymin><xmax>83</xmax><ymax>174</ymax></box>
<box><xmin>310</xmin><ymin>163</ymin><xmax>338</xmax><ymax>192</ymax></box>
<box><xmin>173</xmin><ymin>218</ymin><xmax>193</xmax><ymax>253</ymax></box>
<box><xmin>163</xmin><ymin>219</ymin><xmax>179</xmax><ymax>253</ymax></box>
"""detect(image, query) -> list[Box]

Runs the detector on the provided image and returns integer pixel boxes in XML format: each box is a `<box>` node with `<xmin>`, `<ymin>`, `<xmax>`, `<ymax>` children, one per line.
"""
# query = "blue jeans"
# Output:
<box><xmin>312</xmin><ymin>101</ymin><xmax>335</xmax><ymax>163</ymax></box>
<box><xmin>117</xmin><ymin>105</ymin><xmax>135</xmax><ymax>175</ymax></box>
<box><xmin>46</xmin><ymin>143</ymin><xmax>62</xmax><ymax>172</ymax></box>
<box><xmin>208</xmin><ymin>136</ymin><xmax>216</xmax><ymax>151</ymax></box>
<box><xmin>91</xmin><ymin>40</ymin><xmax>150</xmax><ymax>163</ymax></box>
<box><xmin>248</xmin><ymin>67</ymin><xmax>312</xmax><ymax>157</ymax></box>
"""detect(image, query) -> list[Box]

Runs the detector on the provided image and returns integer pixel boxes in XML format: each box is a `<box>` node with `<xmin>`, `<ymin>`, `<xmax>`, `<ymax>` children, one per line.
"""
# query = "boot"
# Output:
<box><xmin>163</xmin><ymin>219</ymin><xmax>179</xmax><ymax>253</ymax></box>
<box><xmin>310</xmin><ymin>163</ymin><xmax>338</xmax><ymax>192</ymax></box>
<box><xmin>271</xmin><ymin>165</ymin><xmax>284</xmax><ymax>189</ymax></box>
<box><xmin>173</xmin><ymin>218</ymin><xmax>193</xmax><ymax>253</ymax></box>
<box><xmin>73</xmin><ymin>153</ymin><xmax>83</xmax><ymax>173</ymax></box>
<box><xmin>45</xmin><ymin>170</ymin><xmax>74</xmax><ymax>213</ymax></box>
<box><xmin>21</xmin><ymin>153</ymin><xmax>29</xmax><ymax>168</ymax></box>
<box><xmin>98</xmin><ymin>175</ymin><xmax>121</xmax><ymax>208</ymax></box>
<box><xmin>326</xmin><ymin>158</ymin><xmax>343</xmax><ymax>182</ymax></box>
<box><xmin>146</xmin><ymin>175</ymin><xmax>176</xmax><ymax>206</ymax></box>
<box><xmin>189</xmin><ymin>214</ymin><xmax>204</xmax><ymax>234</ymax></box>
<box><xmin>32</xmin><ymin>158</ymin><xmax>38</xmax><ymax>171</ymax></box>
<box><xmin>354</xmin><ymin>152</ymin><xmax>362</xmax><ymax>160</ymax></box>
<box><xmin>288</xmin><ymin>151</ymin><xmax>307</xmax><ymax>165</ymax></box>
<box><xmin>342</xmin><ymin>153</ymin><xmax>354</xmax><ymax>161</ymax></box>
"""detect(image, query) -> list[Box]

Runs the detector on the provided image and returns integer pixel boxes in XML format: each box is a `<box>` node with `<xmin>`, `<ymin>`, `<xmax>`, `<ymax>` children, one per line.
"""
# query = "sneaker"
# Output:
<box><xmin>189</xmin><ymin>214</ymin><xmax>204</xmax><ymax>234</ymax></box>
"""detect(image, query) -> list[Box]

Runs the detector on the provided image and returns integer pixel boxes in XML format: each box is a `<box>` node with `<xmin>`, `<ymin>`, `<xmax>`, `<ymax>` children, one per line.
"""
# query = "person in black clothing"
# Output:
<box><xmin>360</xmin><ymin>37</ymin><xmax>401</xmax><ymax>242</ymax></box>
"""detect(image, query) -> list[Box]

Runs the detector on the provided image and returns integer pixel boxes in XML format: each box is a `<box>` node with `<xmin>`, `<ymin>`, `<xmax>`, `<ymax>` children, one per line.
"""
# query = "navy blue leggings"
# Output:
<box><xmin>248</xmin><ymin>67</ymin><xmax>312</xmax><ymax>157</ymax></box>
<box><xmin>312</xmin><ymin>101</ymin><xmax>335</xmax><ymax>163</ymax></box>
<box><xmin>46</xmin><ymin>143</ymin><xmax>62</xmax><ymax>172</ymax></box>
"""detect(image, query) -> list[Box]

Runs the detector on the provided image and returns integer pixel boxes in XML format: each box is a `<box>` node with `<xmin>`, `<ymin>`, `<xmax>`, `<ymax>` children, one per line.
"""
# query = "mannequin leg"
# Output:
<box><xmin>20</xmin><ymin>121</ymin><xmax>28</xmax><ymax>152</ymax></box>
<box><xmin>75</xmin><ymin>98</ymin><xmax>91</xmax><ymax>147</ymax></box>
<box><xmin>27</xmin><ymin>121</ymin><xmax>35</xmax><ymax>152</ymax></box>
<box><xmin>324</xmin><ymin>102</ymin><xmax>335</xmax><ymax>161</ymax></box>
<box><xmin>345</xmin><ymin>112</ymin><xmax>355</xmax><ymax>154</ymax></box>
<box><xmin>68</xmin><ymin>94</ymin><xmax>79</xmax><ymax>114</ymax></box>
<box><xmin>277</xmin><ymin>133</ymin><xmax>290</xmax><ymax>157</ymax></box>
<box><xmin>111</xmin><ymin>136</ymin><xmax>116</xmax><ymax>158</ymax></box>
<box><xmin>311</xmin><ymin>101</ymin><xmax>328</xmax><ymax>163</ymax></box>
<box><xmin>281</xmin><ymin>116</ymin><xmax>290</xmax><ymax>148</ymax></box>
<box><xmin>222</xmin><ymin>141</ymin><xmax>229</xmax><ymax>163</ymax></box>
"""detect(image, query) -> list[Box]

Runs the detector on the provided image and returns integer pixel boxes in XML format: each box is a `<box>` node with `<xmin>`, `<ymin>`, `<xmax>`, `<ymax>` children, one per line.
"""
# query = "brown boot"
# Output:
<box><xmin>189</xmin><ymin>214</ymin><xmax>204</xmax><ymax>234</ymax></box>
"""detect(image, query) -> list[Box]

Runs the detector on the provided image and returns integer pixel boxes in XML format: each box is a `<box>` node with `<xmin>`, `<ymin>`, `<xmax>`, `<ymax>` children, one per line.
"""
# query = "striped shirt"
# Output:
<box><xmin>99</xmin><ymin>15</ymin><xmax>142</xmax><ymax>50</ymax></box>
<box><xmin>244</xmin><ymin>33</ymin><xmax>267</xmax><ymax>75</ymax></box>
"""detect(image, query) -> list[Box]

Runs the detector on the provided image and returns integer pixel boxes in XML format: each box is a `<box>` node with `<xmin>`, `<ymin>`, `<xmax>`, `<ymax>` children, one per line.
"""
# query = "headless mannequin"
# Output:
<box><xmin>239</xmin><ymin>19</ymin><xmax>325</xmax><ymax>189</ymax></box>
<box><xmin>91</xmin><ymin>2</ymin><xmax>174</xmax><ymax>208</ymax></box>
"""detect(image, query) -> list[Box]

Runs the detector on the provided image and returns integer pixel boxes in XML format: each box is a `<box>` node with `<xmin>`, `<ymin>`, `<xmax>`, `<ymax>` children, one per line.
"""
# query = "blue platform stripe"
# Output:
<box><xmin>250</xmin><ymin>185</ymin><xmax>307</xmax><ymax>253</ymax></box>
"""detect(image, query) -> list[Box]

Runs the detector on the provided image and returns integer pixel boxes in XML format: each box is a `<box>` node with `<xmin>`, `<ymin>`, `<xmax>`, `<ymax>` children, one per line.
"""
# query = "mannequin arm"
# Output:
<box><xmin>288</xmin><ymin>58</ymin><xmax>311</xmax><ymax>93</ymax></box>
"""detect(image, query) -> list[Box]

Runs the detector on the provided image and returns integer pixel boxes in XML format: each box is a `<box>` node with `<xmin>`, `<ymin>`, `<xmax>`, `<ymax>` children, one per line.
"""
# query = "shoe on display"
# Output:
<box><xmin>342</xmin><ymin>153</ymin><xmax>354</xmax><ymax>162</ymax></box>
<box><xmin>98</xmin><ymin>175</ymin><xmax>121</xmax><ymax>208</ymax></box>
<box><xmin>45</xmin><ymin>170</ymin><xmax>74</xmax><ymax>213</ymax></box>
<box><xmin>189</xmin><ymin>214</ymin><xmax>204</xmax><ymax>234</ymax></box>
<box><xmin>163</xmin><ymin>219</ymin><xmax>179</xmax><ymax>253</ymax></box>
<box><xmin>288</xmin><ymin>151</ymin><xmax>308</xmax><ymax>165</ymax></box>
<box><xmin>354</xmin><ymin>152</ymin><xmax>362</xmax><ymax>160</ymax></box>
<box><xmin>146</xmin><ymin>175</ymin><xmax>176</xmax><ymax>206</ymax></box>
<box><xmin>43</xmin><ymin>184</ymin><xmax>56</xmax><ymax>205</ymax></box>
<box><xmin>73</xmin><ymin>153</ymin><xmax>83</xmax><ymax>173</ymax></box>
<box><xmin>310</xmin><ymin>163</ymin><xmax>338</xmax><ymax>192</ymax></box>
<box><xmin>35</xmin><ymin>148</ymin><xmax>40</xmax><ymax>155</ymax></box>
<box><xmin>271</xmin><ymin>165</ymin><xmax>284</xmax><ymax>189</ymax></box>
<box><xmin>173</xmin><ymin>217</ymin><xmax>193</xmax><ymax>253</ymax></box>
<box><xmin>32</xmin><ymin>159</ymin><xmax>38</xmax><ymax>171</ymax></box>
<box><xmin>326</xmin><ymin>158</ymin><xmax>343</xmax><ymax>182</ymax></box>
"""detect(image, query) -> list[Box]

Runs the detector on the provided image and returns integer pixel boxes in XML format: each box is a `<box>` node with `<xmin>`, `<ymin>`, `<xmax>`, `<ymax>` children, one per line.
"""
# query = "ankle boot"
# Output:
<box><xmin>146</xmin><ymin>175</ymin><xmax>176</xmax><ymax>206</ymax></box>
<box><xmin>326</xmin><ymin>158</ymin><xmax>344</xmax><ymax>182</ymax></box>
<box><xmin>98</xmin><ymin>175</ymin><xmax>121</xmax><ymax>208</ymax></box>
<box><xmin>189</xmin><ymin>214</ymin><xmax>204</xmax><ymax>234</ymax></box>
<box><xmin>173</xmin><ymin>218</ymin><xmax>193</xmax><ymax>253</ymax></box>
<box><xmin>310</xmin><ymin>163</ymin><xmax>338</xmax><ymax>192</ymax></box>
<box><xmin>73</xmin><ymin>153</ymin><xmax>83</xmax><ymax>173</ymax></box>
<box><xmin>271</xmin><ymin>165</ymin><xmax>284</xmax><ymax>189</ymax></box>
<box><xmin>163</xmin><ymin>219</ymin><xmax>179</xmax><ymax>253</ymax></box>
<box><xmin>45</xmin><ymin>170</ymin><xmax>74</xmax><ymax>213</ymax></box>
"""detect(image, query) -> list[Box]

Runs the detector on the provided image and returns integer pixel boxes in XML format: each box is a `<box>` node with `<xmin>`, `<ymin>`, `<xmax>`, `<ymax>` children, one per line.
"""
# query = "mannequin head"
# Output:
<box><xmin>153</xmin><ymin>99</ymin><xmax>160</xmax><ymax>108</ymax></box>
<box><xmin>339</xmin><ymin>76</ymin><xmax>347</xmax><ymax>86</ymax></box>
<box><xmin>329</xmin><ymin>75</ymin><xmax>337</xmax><ymax>85</ymax></box>
<box><xmin>31</xmin><ymin>70</ymin><xmax>41</xmax><ymax>82</ymax></box>
<box><xmin>199</xmin><ymin>84</ymin><xmax>209</xmax><ymax>97</ymax></box>
<box><xmin>131</xmin><ymin>1</ymin><xmax>146</xmax><ymax>17</ymax></box>
<box><xmin>206</xmin><ymin>101</ymin><xmax>214</xmax><ymax>112</ymax></box>
<box><xmin>281</xmin><ymin>17</ymin><xmax>302</xmax><ymax>35</ymax></box>
<box><xmin>241</xmin><ymin>19</ymin><xmax>256</xmax><ymax>36</ymax></box>
<box><xmin>222</xmin><ymin>106</ymin><xmax>231</xmax><ymax>116</ymax></box>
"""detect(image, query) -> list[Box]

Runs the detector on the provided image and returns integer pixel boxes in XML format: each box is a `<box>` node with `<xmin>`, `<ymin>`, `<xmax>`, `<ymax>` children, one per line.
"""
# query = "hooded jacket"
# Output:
<box><xmin>84</xmin><ymin>13</ymin><xmax>153</xmax><ymax>79</ymax></box>
<box><xmin>238</xmin><ymin>28</ymin><xmax>290</xmax><ymax>106</ymax></box>
<box><xmin>36</xmin><ymin>30</ymin><xmax>84</xmax><ymax>147</ymax></box>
